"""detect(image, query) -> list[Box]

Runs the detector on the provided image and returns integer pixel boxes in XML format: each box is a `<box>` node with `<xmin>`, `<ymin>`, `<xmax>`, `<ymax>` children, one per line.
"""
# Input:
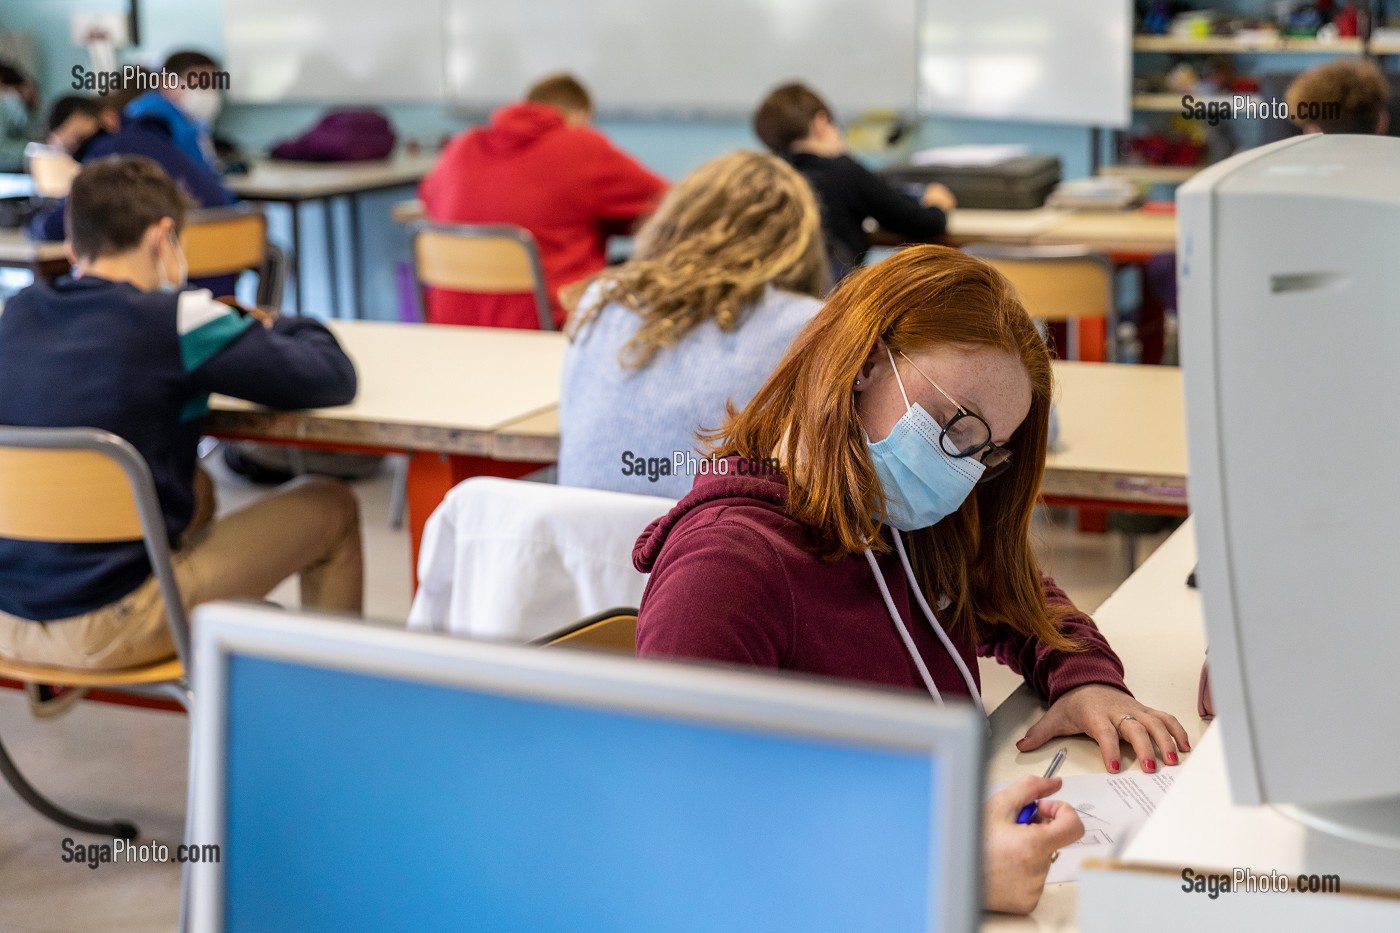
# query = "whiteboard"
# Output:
<box><xmin>444</xmin><ymin>0</ymin><xmax>918</xmax><ymax>114</ymax></box>
<box><xmin>225</xmin><ymin>0</ymin><xmax>917</xmax><ymax>113</ymax></box>
<box><xmin>918</xmin><ymin>0</ymin><xmax>1131</xmax><ymax>128</ymax></box>
<box><xmin>224</xmin><ymin>0</ymin><xmax>448</xmax><ymax>103</ymax></box>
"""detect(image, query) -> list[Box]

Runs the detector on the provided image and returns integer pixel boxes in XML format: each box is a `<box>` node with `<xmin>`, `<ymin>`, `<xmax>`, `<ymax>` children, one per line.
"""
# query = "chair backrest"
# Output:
<box><xmin>0</xmin><ymin>426</ymin><xmax>191</xmax><ymax>665</ymax></box>
<box><xmin>964</xmin><ymin>244</ymin><xmax>1115</xmax><ymax>322</ymax></box>
<box><xmin>535</xmin><ymin>609</ymin><xmax>638</xmax><ymax>654</ymax></box>
<box><xmin>182</xmin><ymin>206</ymin><xmax>269</xmax><ymax>280</ymax></box>
<box><xmin>411</xmin><ymin>221</ymin><xmax>555</xmax><ymax>330</ymax></box>
<box><xmin>25</xmin><ymin>143</ymin><xmax>80</xmax><ymax>199</ymax></box>
<box><xmin>406</xmin><ymin>478</ymin><xmax>674</xmax><ymax>643</ymax></box>
<box><xmin>963</xmin><ymin>243</ymin><xmax>1117</xmax><ymax>361</ymax></box>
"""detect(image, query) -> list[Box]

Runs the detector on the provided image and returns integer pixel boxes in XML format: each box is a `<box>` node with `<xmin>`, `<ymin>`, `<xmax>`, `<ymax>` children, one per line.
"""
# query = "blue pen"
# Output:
<box><xmin>1016</xmin><ymin>748</ymin><xmax>1067</xmax><ymax>825</ymax></box>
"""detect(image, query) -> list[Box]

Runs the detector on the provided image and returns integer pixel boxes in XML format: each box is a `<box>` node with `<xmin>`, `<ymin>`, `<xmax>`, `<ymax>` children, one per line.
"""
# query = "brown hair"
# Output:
<box><xmin>566</xmin><ymin>151</ymin><xmax>829</xmax><ymax>369</ymax></box>
<box><xmin>753</xmin><ymin>83</ymin><xmax>831</xmax><ymax>153</ymax></box>
<box><xmin>526</xmin><ymin>73</ymin><xmax>593</xmax><ymax>114</ymax></box>
<box><xmin>162</xmin><ymin>49</ymin><xmax>219</xmax><ymax>77</ymax></box>
<box><xmin>65</xmin><ymin>156</ymin><xmax>193</xmax><ymax>261</ymax></box>
<box><xmin>1286</xmin><ymin>60</ymin><xmax>1390</xmax><ymax>134</ymax></box>
<box><xmin>706</xmin><ymin>245</ymin><xmax>1074</xmax><ymax>650</ymax></box>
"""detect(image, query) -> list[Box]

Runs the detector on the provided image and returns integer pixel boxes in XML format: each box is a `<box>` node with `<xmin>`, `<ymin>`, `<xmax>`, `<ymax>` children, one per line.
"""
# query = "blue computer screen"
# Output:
<box><xmin>224</xmin><ymin>655</ymin><xmax>941</xmax><ymax>932</ymax></box>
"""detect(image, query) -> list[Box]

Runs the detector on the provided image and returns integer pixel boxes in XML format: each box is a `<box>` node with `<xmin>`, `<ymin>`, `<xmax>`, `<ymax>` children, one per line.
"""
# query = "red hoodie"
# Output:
<box><xmin>418</xmin><ymin>103</ymin><xmax>668</xmax><ymax>330</ymax></box>
<box><xmin>633</xmin><ymin>457</ymin><xmax>1131</xmax><ymax>705</ymax></box>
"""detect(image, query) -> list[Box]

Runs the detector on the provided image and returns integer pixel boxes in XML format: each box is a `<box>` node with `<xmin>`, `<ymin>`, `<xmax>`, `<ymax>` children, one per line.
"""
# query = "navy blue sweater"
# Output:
<box><xmin>0</xmin><ymin>276</ymin><xmax>357</xmax><ymax>621</ymax></box>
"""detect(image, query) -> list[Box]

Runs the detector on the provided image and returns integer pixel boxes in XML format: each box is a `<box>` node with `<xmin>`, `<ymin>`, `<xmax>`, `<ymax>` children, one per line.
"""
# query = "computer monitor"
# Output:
<box><xmin>1179</xmin><ymin>133</ymin><xmax>1400</xmax><ymax>849</ymax></box>
<box><xmin>186</xmin><ymin>603</ymin><xmax>985</xmax><ymax>931</ymax></box>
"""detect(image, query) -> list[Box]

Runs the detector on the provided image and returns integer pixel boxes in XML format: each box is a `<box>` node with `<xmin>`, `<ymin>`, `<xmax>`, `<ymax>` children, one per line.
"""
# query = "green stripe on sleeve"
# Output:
<box><xmin>180</xmin><ymin>312</ymin><xmax>253</xmax><ymax>373</ymax></box>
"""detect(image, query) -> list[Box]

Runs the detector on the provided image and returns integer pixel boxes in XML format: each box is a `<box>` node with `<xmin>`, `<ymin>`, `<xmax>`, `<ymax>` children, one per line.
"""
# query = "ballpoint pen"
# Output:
<box><xmin>1016</xmin><ymin>747</ymin><xmax>1067</xmax><ymax>825</ymax></box>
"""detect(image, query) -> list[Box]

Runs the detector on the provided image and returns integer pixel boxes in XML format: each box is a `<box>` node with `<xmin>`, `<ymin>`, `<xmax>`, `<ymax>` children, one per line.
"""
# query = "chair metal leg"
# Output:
<box><xmin>0</xmin><ymin>730</ymin><xmax>138</xmax><ymax>839</ymax></box>
<box><xmin>388</xmin><ymin>454</ymin><xmax>409</xmax><ymax>530</ymax></box>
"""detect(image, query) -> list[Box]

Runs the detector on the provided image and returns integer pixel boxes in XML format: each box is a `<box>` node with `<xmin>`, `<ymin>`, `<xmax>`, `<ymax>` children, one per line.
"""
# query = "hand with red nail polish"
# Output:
<box><xmin>1014</xmin><ymin>684</ymin><xmax>1194</xmax><ymax>773</ymax></box>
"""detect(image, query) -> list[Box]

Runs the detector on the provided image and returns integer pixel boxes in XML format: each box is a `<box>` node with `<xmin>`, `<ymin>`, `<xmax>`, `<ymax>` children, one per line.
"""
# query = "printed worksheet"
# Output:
<box><xmin>991</xmin><ymin>770</ymin><xmax>1177</xmax><ymax>883</ymax></box>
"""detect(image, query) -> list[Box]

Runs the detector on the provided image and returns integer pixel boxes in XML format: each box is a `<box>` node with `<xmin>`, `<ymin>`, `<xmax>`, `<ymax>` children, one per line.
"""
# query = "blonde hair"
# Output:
<box><xmin>565</xmin><ymin>150</ymin><xmax>829</xmax><ymax>369</ymax></box>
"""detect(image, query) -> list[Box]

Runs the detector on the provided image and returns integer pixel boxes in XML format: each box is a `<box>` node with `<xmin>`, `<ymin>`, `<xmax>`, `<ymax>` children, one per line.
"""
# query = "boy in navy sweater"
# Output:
<box><xmin>0</xmin><ymin>155</ymin><xmax>362</xmax><ymax>671</ymax></box>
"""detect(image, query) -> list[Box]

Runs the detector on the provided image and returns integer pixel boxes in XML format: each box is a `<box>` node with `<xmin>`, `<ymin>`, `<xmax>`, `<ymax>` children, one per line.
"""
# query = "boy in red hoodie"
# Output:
<box><xmin>418</xmin><ymin>74</ymin><xmax>668</xmax><ymax>329</ymax></box>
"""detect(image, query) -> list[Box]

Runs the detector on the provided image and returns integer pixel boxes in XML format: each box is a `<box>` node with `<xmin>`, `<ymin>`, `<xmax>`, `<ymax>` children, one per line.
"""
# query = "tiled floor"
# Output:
<box><xmin>0</xmin><ymin>453</ymin><xmax>1175</xmax><ymax>931</ymax></box>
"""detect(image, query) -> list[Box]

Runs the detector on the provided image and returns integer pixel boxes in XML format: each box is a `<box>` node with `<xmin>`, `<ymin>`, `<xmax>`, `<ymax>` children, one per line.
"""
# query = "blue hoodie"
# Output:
<box><xmin>124</xmin><ymin>91</ymin><xmax>215</xmax><ymax>172</ymax></box>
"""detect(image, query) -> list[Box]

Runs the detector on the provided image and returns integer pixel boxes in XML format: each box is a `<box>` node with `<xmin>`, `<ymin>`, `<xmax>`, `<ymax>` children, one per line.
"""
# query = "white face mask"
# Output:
<box><xmin>178</xmin><ymin>89</ymin><xmax>222</xmax><ymax>126</ymax></box>
<box><xmin>157</xmin><ymin>233</ymin><xmax>189</xmax><ymax>293</ymax></box>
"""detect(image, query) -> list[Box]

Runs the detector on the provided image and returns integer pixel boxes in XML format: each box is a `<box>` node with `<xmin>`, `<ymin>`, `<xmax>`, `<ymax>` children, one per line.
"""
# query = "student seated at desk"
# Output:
<box><xmin>27</xmin><ymin>63</ymin><xmax>236</xmax><ymax>294</ymax></box>
<box><xmin>558</xmin><ymin>151</ymin><xmax>828</xmax><ymax>499</ymax></box>
<box><xmin>0</xmin><ymin>157</ymin><xmax>362</xmax><ymax>671</ymax></box>
<box><xmin>419</xmin><ymin>73</ymin><xmax>668</xmax><ymax>329</ymax></box>
<box><xmin>634</xmin><ymin>246</ymin><xmax>1192</xmax><ymax>913</ymax></box>
<box><xmin>0</xmin><ymin>61</ymin><xmax>39</xmax><ymax>174</ymax></box>
<box><xmin>124</xmin><ymin>50</ymin><xmax>227</xmax><ymax>175</ymax></box>
<box><xmin>754</xmin><ymin>83</ymin><xmax>955</xmax><ymax>281</ymax></box>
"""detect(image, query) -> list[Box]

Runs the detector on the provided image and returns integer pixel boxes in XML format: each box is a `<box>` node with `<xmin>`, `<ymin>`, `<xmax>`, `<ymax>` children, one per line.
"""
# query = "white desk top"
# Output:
<box><xmin>1044</xmin><ymin>362</ymin><xmax>1187</xmax><ymax>507</ymax></box>
<box><xmin>947</xmin><ymin>208</ymin><xmax>1073</xmax><ymax>242</ymax></box>
<box><xmin>226</xmin><ymin>152</ymin><xmax>438</xmax><ymax>202</ymax></box>
<box><xmin>982</xmin><ymin>520</ymin><xmax>1208</xmax><ymax>931</ymax></box>
<box><xmin>0</xmin><ymin>229</ymin><xmax>67</xmax><ymax>263</ymax></box>
<box><xmin>208</xmin><ymin>321</ymin><xmax>568</xmax><ymax>456</ymax></box>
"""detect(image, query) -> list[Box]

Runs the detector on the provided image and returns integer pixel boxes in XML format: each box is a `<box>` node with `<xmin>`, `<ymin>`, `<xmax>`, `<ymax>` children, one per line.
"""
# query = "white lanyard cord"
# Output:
<box><xmin>863</xmin><ymin>548</ymin><xmax>944</xmax><ymax>705</ymax></box>
<box><xmin>890</xmin><ymin>531</ymin><xmax>986</xmax><ymax>717</ymax></box>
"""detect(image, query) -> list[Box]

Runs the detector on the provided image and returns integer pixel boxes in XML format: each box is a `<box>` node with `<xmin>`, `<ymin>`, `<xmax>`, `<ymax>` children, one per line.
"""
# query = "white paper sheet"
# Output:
<box><xmin>991</xmin><ymin>770</ymin><xmax>1178</xmax><ymax>883</ymax></box>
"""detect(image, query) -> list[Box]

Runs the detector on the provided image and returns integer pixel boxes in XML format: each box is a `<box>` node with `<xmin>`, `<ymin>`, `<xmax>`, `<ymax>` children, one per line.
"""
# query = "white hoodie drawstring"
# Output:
<box><xmin>862</xmin><ymin>532</ymin><xmax>986</xmax><ymax>716</ymax></box>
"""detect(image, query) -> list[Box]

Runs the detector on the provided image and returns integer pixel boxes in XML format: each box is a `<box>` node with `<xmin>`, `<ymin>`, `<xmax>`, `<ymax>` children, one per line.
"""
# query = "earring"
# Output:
<box><xmin>854</xmin><ymin>377</ymin><xmax>862</xmax><ymax>387</ymax></box>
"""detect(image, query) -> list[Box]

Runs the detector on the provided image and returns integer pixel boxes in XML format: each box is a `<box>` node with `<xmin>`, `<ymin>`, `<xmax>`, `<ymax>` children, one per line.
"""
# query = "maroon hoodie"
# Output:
<box><xmin>633</xmin><ymin>457</ymin><xmax>1130</xmax><ymax>705</ymax></box>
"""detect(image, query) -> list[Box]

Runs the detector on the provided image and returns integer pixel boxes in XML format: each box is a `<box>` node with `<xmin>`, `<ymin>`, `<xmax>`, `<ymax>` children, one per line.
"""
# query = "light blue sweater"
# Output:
<box><xmin>559</xmin><ymin>286</ymin><xmax>822</xmax><ymax>499</ymax></box>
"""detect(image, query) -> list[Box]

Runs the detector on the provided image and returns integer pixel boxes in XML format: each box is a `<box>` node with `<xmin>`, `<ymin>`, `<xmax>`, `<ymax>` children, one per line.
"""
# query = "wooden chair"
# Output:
<box><xmin>181</xmin><ymin>205</ymin><xmax>284</xmax><ymax>308</ymax></box>
<box><xmin>411</xmin><ymin>221</ymin><xmax>555</xmax><ymax>330</ymax></box>
<box><xmin>0</xmin><ymin>426</ymin><xmax>192</xmax><ymax>841</ymax></box>
<box><xmin>24</xmin><ymin>143</ymin><xmax>81</xmax><ymax>199</ymax></box>
<box><xmin>963</xmin><ymin>244</ymin><xmax>1117</xmax><ymax>362</ymax></box>
<box><xmin>533</xmin><ymin>608</ymin><xmax>638</xmax><ymax>655</ymax></box>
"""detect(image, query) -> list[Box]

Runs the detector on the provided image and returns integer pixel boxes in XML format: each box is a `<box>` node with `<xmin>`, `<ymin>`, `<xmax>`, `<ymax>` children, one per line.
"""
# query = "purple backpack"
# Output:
<box><xmin>270</xmin><ymin>110</ymin><xmax>397</xmax><ymax>162</ymax></box>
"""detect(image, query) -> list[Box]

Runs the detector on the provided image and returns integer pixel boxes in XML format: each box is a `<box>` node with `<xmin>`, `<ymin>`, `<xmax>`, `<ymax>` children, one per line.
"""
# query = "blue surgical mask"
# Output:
<box><xmin>865</xmin><ymin>348</ymin><xmax>984</xmax><ymax>531</ymax></box>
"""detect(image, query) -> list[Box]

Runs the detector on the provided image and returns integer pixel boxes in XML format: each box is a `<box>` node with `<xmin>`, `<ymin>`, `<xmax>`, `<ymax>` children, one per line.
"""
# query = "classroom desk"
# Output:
<box><xmin>226</xmin><ymin>152</ymin><xmax>437</xmax><ymax>317</ymax></box>
<box><xmin>0</xmin><ymin>229</ymin><xmax>68</xmax><ymax>279</ymax></box>
<box><xmin>982</xmin><ymin>519</ymin><xmax>1207</xmax><ymax>931</ymax></box>
<box><xmin>489</xmin><ymin>360</ymin><xmax>1190</xmax><ymax>515</ymax></box>
<box><xmin>204</xmin><ymin>320</ymin><xmax>567</xmax><ymax>567</ymax></box>
<box><xmin>945</xmin><ymin>207</ymin><xmax>1178</xmax><ymax>261</ymax></box>
<box><xmin>1044</xmin><ymin>362</ymin><xmax>1187</xmax><ymax>514</ymax></box>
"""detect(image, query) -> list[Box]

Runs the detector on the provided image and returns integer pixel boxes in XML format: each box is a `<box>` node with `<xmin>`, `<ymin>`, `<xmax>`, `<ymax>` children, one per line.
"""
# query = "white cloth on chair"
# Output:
<box><xmin>407</xmin><ymin>477</ymin><xmax>676</xmax><ymax>642</ymax></box>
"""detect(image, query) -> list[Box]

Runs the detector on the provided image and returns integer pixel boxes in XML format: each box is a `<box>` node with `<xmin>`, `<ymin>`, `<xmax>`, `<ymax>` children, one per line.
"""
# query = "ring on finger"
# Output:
<box><xmin>1117</xmin><ymin>714</ymin><xmax>1136</xmax><ymax>730</ymax></box>
<box><xmin>1050</xmin><ymin>851</ymin><xmax>1060</xmax><ymax>863</ymax></box>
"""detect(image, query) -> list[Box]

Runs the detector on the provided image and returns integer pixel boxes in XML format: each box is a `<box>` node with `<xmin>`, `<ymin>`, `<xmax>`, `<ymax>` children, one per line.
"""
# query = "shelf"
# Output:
<box><xmin>1133</xmin><ymin>35</ymin><xmax>1364</xmax><ymax>54</ymax></box>
<box><xmin>1098</xmin><ymin>165</ymin><xmax>1203</xmax><ymax>184</ymax></box>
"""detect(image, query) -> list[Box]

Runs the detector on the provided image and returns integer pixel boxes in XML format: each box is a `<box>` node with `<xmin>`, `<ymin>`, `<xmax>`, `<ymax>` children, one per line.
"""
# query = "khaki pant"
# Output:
<box><xmin>0</xmin><ymin>471</ymin><xmax>363</xmax><ymax>671</ymax></box>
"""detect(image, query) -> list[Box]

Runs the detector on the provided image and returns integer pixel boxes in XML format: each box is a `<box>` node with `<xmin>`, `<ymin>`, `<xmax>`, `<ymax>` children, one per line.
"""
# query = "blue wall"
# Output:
<box><xmin>6</xmin><ymin>0</ymin><xmax>1103</xmax><ymax>318</ymax></box>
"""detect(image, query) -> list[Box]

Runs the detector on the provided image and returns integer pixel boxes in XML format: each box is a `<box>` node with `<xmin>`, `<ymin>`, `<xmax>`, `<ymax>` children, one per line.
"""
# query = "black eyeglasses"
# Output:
<box><xmin>898</xmin><ymin>352</ymin><xmax>1013</xmax><ymax>482</ymax></box>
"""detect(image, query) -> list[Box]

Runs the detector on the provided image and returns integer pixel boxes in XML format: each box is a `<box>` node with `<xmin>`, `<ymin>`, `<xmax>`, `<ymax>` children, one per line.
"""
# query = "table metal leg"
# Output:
<box><xmin>290</xmin><ymin>201</ymin><xmax>303</xmax><ymax>317</ymax></box>
<box><xmin>323</xmin><ymin>198</ymin><xmax>340</xmax><ymax>318</ymax></box>
<box><xmin>348</xmin><ymin>194</ymin><xmax>364</xmax><ymax>319</ymax></box>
